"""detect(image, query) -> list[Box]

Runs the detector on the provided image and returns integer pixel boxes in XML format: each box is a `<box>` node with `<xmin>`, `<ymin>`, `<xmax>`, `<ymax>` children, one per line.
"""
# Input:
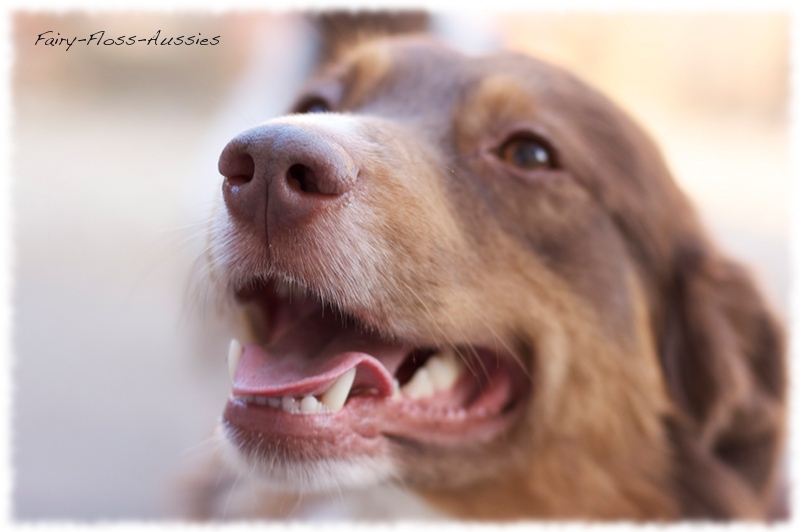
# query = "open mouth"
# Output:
<box><xmin>222</xmin><ymin>278</ymin><xmax>529</xmax><ymax>458</ymax></box>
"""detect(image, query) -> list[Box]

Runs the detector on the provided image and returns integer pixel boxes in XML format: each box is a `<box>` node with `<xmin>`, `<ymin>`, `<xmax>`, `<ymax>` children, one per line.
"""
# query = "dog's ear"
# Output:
<box><xmin>658</xmin><ymin>237</ymin><xmax>786</xmax><ymax>517</ymax></box>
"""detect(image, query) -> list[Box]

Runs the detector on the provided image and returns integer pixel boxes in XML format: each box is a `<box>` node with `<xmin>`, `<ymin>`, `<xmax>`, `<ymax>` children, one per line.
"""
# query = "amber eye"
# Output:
<box><xmin>497</xmin><ymin>135</ymin><xmax>557</xmax><ymax>170</ymax></box>
<box><xmin>294</xmin><ymin>97</ymin><xmax>331</xmax><ymax>114</ymax></box>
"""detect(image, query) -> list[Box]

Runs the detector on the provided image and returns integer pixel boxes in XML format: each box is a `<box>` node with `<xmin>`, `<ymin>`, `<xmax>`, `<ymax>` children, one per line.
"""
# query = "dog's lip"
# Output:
<box><xmin>223</xmin><ymin>345</ymin><xmax>526</xmax><ymax>452</ymax></box>
<box><xmin>223</xmin><ymin>277</ymin><xmax>529</xmax><ymax>451</ymax></box>
<box><xmin>223</xmin><ymin>354</ymin><xmax>524</xmax><ymax>448</ymax></box>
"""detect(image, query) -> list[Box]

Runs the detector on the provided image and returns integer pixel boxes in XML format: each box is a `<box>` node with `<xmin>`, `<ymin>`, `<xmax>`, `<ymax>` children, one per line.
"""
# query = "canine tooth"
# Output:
<box><xmin>321</xmin><ymin>367</ymin><xmax>356</xmax><ymax>413</ymax></box>
<box><xmin>425</xmin><ymin>350</ymin><xmax>463</xmax><ymax>391</ymax></box>
<box><xmin>267</xmin><ymin>397</ymin><xmax>281</xmax><ymax>408</ymax></box>
<box><xmin>300</xmin><ymin>395</ymin><xmax>320</xmax><ymax>414</ymax></box>
<box><xmin>281</xmin><ymin>397</ymin><xmax>297</xmax><ymax>413</ymax></box>
<box><xmin>402</xmin><ymin>367</ymin><xmax>435</xmax><ymax>399</ymax></box>
<box><xmin>391</xmin><ymin>379</ymin><xmax>402</xmax><ymax>402</ymax></box>
<box><xmin>227</xmin><ymin>338</ymin><xmax>243</xmax><ymax>382</ymax></box>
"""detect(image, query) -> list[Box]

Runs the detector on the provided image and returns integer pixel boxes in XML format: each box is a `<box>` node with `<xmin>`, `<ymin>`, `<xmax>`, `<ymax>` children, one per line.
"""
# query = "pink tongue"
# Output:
<box><xmin>232</xmin><ymin>306</ymin><xmax>409</xmax><ymax>398</ymax></box>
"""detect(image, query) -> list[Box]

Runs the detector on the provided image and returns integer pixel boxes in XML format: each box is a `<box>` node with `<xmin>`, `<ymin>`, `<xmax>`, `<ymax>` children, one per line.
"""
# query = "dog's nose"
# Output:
<box><xmin>218</xmin><ymin>121</ymin><xmax>358</xmax><ymax>232</ymax></box>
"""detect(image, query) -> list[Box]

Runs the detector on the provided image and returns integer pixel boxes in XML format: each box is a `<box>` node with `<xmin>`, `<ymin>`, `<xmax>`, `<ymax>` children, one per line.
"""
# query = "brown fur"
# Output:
<box><xmin>195</xmin><ymin>35</ymin><xmax>786</xmax><ymax>521</ymax></box>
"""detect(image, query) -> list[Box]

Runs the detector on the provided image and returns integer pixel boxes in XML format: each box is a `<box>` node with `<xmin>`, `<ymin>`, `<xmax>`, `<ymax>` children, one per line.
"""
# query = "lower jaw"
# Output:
<box><xmin>221</xmin><ymin>388</ymin><xmax>526</xmax><ymax>475</ymax></box>
<box><xmin>222</xmin><ymin>397</ymin><xmax>384</xmax><ymax>453</ymax></box>
<box><xmin>221</xmin><ymin>399</ymin><xmax>395</xmax><ymax>492</ymax></box>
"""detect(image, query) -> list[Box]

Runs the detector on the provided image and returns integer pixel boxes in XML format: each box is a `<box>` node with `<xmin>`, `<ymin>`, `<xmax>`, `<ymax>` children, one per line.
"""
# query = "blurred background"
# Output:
<box><xmin>10</xmin><ymin>11</ymin><xmax>790</xmax><ymax>520</ymax></box>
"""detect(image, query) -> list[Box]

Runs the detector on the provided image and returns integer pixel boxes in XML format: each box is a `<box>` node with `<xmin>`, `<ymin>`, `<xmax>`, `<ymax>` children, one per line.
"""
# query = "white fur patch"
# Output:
<box><xmin>219</xmin><ymin>424</ymin><xmax>398</xmax><ymax>493</ymax></box>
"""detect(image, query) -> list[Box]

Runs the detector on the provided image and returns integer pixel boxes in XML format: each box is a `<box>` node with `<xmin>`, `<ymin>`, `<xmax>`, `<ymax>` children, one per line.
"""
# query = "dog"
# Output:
<box><xmin>191</xmin><ymin>34</ymin><xmax>786</xmax><ymax>520</ymax></box>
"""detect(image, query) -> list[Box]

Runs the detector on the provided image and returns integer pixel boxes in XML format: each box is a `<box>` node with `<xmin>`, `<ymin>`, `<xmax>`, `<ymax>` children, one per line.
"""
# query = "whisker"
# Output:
<box><xmin>175</xmin><ymin>434</ymin><xmax>223</xmax><ymax>460</ymax></box>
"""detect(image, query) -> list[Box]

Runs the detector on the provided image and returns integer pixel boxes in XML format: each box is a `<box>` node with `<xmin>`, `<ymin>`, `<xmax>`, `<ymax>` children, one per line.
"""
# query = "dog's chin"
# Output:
<box><xmin>218</xmin><ymin>426</ymin><xmax>395</xmax><ymax>492</ymax></box>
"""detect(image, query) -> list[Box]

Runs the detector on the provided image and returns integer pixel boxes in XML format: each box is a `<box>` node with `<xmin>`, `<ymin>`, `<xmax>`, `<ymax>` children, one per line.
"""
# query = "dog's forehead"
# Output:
<box><xmin>340</xmin><ymin>37</ymin><xmax>469</xmax><ymax>84</ymax></box>
<box><xmin>329</xmin><ymin>37</ymin><xmax>471</xmax><ymax>114</ymax></box>
<box><xmin>332</xmin><ymin>38</ymin><xmax>586</xmax><ymax>123</ymax></box>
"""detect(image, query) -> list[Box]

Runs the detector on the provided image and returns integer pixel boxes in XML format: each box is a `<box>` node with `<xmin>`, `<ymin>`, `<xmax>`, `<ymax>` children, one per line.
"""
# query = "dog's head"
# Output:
<box><xmin>207</xmin><ymin>37</ymin><xmax>785</xmax><ymax>519</ymax></box>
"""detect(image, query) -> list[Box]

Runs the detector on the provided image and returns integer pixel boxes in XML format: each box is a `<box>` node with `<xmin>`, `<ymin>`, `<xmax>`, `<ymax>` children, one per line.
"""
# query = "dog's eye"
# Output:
<box><xmin>497</xmin><ymin>134</ymin><xmax>557</xmax><ymax>170</ymax></box>
<box><xmin>294</xmin><ymin>97</ymin><xmax>331</xmax><ymax>114</ymax></box>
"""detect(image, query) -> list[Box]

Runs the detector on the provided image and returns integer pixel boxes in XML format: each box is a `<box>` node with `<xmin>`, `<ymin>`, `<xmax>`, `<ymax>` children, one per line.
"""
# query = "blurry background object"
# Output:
<box><xmin>11</xmin><ymin>11</ymin><xmax>789</xmax><ymax>519</ymax></box>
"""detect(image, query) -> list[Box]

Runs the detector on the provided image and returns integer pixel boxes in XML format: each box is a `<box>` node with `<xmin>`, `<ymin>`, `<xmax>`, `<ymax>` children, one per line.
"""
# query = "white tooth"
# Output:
<box><xmin>425</xmin><ymin>350</ymin><xmax>463</xmax><ymax>392</ymax></box>
<box><xmin>401</xmin><ymin>367</ymin><xmax>435</xmax><ymax>399</ymax></box>
<box><xmin>255</xmin><ymin>396</ymin><xmax>269</xmax><ymax>406</ymax></box>
<box><xmin>300</xmin><ymin>395</ymin><xmax>320</xmax><ymax>414</ymax></box>
<box><xmin>321</xmin><ymin>367</ymin><xmax>356</xmax><ymax>414</ymax></box>
<box><xmin>281</xmin><ymin>397</ymin><xmax>297</xmax><ymax>413</ymax></box>
<box><xmin>391</xmin><ymin>379</ymin><xmax>402</xmax><ymax>402</ymax></box>
<box><xmin>227</xmin><ymin>339</ymin><xmax>243</xmax><ymax>382</ymax></box>
<box><xmin>267</xmin><ymin>397</ymin><xmax>281</xmax><ymax>408</ymax></box>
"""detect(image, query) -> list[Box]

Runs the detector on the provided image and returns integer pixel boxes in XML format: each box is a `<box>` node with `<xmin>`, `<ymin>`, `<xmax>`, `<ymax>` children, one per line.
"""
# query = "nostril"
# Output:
<box><xmin>219</xmin><ymin>150</ymin><xmax>256</xmax><ymax>188</ymax></box>
<box><xmin>287</xmin><ymin>163</ymin><xmax>323</xmax><ymax>195</ymax></box>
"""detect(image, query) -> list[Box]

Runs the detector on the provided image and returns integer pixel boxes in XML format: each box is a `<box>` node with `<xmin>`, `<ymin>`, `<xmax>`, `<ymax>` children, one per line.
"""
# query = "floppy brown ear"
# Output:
<box><xmin>658</xmin><ymin>238</ymin><xmax>787</xmax><ymax>518</ymax></box>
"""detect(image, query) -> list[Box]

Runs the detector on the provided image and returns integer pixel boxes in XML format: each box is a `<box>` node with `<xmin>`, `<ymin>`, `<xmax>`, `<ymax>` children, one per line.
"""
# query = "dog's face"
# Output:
<box><xmin>207</xmin><ymin>37</ymin><xmax>784</xmax><ymax>519</ymax></box>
